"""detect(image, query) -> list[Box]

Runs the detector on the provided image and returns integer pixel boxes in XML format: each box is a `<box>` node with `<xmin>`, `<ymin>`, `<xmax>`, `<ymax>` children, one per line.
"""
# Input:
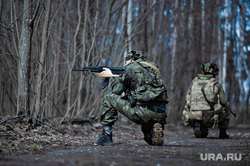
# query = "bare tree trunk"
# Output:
<box><xmin>217</xmin><ymin>1</ymin><xmax>222</xmax><ymax>83</ymax></box>
<box><xmin>62</xmin><ymin>0</ymin><xmax>82</xmax><ymax>122</ymax></box>
<box><xmin>188</xmin><ymin>0</ymin><xmax>193</xmax><ymax>60</ymax></box>
<box><xmin>238</xmin><ymin>15</ymin><xmax>244</xmax><ymax>102</ymax></box>
<box><xmin>121</xmin><ymin>0</ymin><xmax>127</xmax><ymax>63</ymax></box>
<box><xmin>33</xmin><ymin>0</ymin><xmax>51</xmax><ymax>118</ymax></box>
<box><xmin>170</xmin><ymin>0</ymin><xmax>178</xmax><ymax>96</ymax></box>
<box><xmin>76</xmin><ymin>0</ymin><xmax>89</xmax><ymax>116</ymax></box>
<box><xmin>10</xmin><ymin>0</ymin><xmax>21</xmax><ymax>92</ymax></box>
<box><xmin>210</xmin><ymin>1</ymin><xmax>217</xmax><ymax>62</ymax></box>
<box><xmin>201</xmin><ymin>0</ymin><xmax>205</xmax><ymax>62</ymax></box>
<box><xmin>0</xmin><ymin>64</ymin><xmax>2</xmax><ymax>115</ymax></box>
<box><xmin>17</xmin><ymin>0</ymin><xmax>33</xmax><ymax>115</ymax></box>
<box><xmin>155</xmin><ymin>0</ymin><xmax>166</xmax><ymax>64</ymax></box>
<box><xmin>222</xmin><ymin>0</ymin><xmax>229</xmax><ymax>92</ymax></box>
<box><xmin>74</xmin><ymin>0</ymin><xmax>101</xmax><ymax>119</ymax></box>
<box><xmin>238</xmin><ymin>2</ymin><xmax>249</xmax><ymax>109</ymax></box>
<box><xmin>98</xmin><ymin>0</ymin><xmax>115</xmax><ymax>60</ymax></box>
<box><xmin>127</xmin><ymin>0</ymin><xmax>133</xmax><ymax>50</ymax></box>
<box><xmin>245</xmin><ymin>90</ymin><xmax>250</xmax><ymax>124</ymax></box>
<box><xmin>53</xmin><ymin>4</ymin><xmax>63</xmax><ymax>117</ymax></box>
<box><xmin>127</xmin><ymin>0</ymin><xmax>132</xmax><ymax>51</ymax></box>
<box><xmin>239</xmin><ymin>2</ymin><xmax>249</xmax><ymax>80</ymax></box>
<box><xmin>120</xmin><ymin>0</ymin><xmax>132</xmax><ymax>63</ymax></box>
<box><xmin>151</xmin><ymin>0</ymin><xmax>157</xmax><ymax>58</ymax></box>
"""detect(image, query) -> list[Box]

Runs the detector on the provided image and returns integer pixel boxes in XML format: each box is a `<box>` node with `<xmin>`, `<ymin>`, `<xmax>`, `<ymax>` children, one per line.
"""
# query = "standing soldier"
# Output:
<box><xmin>182</xmin><ymin>62</ymin><xmax>231</xmax><ymax>139</ymax></box>
<box><xmin>94</xmin><ymin>50</ymin><xmax>169</xmax><ymax>146</ymax></box>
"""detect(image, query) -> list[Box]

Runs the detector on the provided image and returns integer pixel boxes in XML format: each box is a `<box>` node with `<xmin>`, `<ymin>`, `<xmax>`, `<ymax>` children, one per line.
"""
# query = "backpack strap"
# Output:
<box><xmin>140</xmin><ymin>61</ymin><xmax>160</xmax><ymax>74</ymax></box>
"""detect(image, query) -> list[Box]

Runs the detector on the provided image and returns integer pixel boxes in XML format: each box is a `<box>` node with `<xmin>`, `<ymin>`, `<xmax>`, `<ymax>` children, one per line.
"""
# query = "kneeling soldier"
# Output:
<box><xmin>182</xmin><ymin>62</ymin><xmax>231</xmax><ymax>139</ymax></box>
<box><xmin>94</xmin><ymin>50</ymin><xmax>169</xmax><ymax>146</ymax></box>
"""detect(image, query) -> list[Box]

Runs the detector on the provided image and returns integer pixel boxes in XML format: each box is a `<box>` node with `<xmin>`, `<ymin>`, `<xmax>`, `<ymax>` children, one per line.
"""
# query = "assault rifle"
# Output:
<box><xmin>73</xmin><ymin>66</ymin><xmax>124</xmax><ymax>89</ymax></box>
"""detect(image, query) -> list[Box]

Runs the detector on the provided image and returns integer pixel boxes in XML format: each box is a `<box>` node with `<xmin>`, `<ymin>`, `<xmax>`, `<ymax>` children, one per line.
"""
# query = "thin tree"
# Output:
<box><xmin>201</xmin><ymin>0</ymin><xmax>205</xmax><ymax>62</ymax></box>
<box><xmin>61</xmin><ymin>0</ymin><xmax>83</xmax><ymax>123</ymax></box>
<box><xmin>170</xmin><ymin>0</ymin><xmax>178</xmax><ymax>96</ymax></box>
<box><xmin>76</xmin><ymin>0</ymin><xmax>89</xmax><ymax>116</ymax></box>
<box><xmin>17</xmin><ymin>0</ymin><xmax>34</xmax><ymax>115</ymax></box>
<box><xmin>222</xmin><ymin>0</ymin><xmax>229</xmax><ymax>92</ymax></box>
<box><xmin>217</xmin><ymin>1</ymin><xmax>222</xmax><ymax>83</ymax></box>
<box><xmin>127</xmin><ymin>0</ymin><xmax>133</xmax><ymax>51</ymax></box>
<box><xmin>33</xmin><ymin>0</ymin><xmax>52</xmax><ymax>118</ymax></box>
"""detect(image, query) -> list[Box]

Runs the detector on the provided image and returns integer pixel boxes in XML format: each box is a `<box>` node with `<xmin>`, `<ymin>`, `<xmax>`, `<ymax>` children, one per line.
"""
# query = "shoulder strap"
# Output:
<box><xmin>140</xmin><ymin>61</ymin><xmax>160</xmax><ymax>74</ymax></box>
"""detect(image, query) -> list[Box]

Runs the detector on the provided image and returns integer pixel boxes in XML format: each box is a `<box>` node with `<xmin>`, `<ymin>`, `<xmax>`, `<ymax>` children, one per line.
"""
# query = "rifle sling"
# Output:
<box><xmin>140</xmin><ymin>62</ymin><xmax>160</xmax><ymax>74</ymax></box>
<box><xmin>201</xmin><ymin>83</ymin><xmax>214</xmax><ymax>110</ymax></box>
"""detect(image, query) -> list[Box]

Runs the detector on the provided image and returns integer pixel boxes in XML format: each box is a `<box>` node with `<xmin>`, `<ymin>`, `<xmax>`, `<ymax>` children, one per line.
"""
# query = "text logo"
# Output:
<box><xmin>199</xmin><ymin>153</ymin><xmax>242</xmax><ymax>161</ymax></box>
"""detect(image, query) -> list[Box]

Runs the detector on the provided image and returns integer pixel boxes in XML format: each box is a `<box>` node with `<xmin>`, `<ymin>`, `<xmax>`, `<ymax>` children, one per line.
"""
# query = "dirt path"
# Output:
<box><xmin>0</xmin><ymin>123</ymin><xmax>249</xmax><ymax>166</ymax></box>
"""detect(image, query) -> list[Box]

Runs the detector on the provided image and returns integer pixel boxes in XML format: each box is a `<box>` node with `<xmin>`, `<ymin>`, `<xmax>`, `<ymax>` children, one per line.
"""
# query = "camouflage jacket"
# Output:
<box><xmin>186</xmin><ymin>74</ymin><xmax>229</xmax><ymax>111</ymax></box>
<box><xmin>109</xmin><ymin>59</ymin><xmax>168</xmax><ymax>104</ymax></box>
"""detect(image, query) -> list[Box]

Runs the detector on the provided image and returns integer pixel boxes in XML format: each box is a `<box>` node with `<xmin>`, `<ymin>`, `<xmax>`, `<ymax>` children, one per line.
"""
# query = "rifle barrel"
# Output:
<box><xmin>72</xmin><ymin>69</ymin><xmax>89</xmax><ymax>71</ymax></box>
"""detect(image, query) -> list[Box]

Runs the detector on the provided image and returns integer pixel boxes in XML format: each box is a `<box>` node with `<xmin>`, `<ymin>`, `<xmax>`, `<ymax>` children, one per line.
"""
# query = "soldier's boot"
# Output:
<box><xmin>152</xmin><ymin>123</ymin><xmax>164</xmax><ymax>146</ymax></box>
<box><xmin>143</xmin><ymin>131</ymin><xmax>153</xmax><ymax>145</ymax></box>
<box><xmin>219</xmin><ymin>128</ymin><xmax>229</xmax><ymax>139</ymax></box>
<box><xmin>94</xmin><ymin>126</ymin><xmax>113</xmax><ymax>146</ymax></box>
<box><xmin>219</xmin><ymin>119</ymin><xmax>229</xmax><ymax>139</ymax></box>
<box><xmin>194</xmin><ymin>121</ymin><xmax>202</xmax><ymax>138</ymax></box>
<box><xmin>200</xmin><ymin>127</ymin><xmax>208</xmax><ymax>138</ymax></box>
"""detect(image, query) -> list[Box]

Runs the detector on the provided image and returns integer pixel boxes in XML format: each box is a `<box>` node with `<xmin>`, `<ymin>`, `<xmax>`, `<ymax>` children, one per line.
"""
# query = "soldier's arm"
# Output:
<box><xmin>182</xmin><ymin>80</ymin><xmax>194</xmax><ymax>126</ymax></box>
<box><xmin>185</xmin><ymin>81</ymin><xmax>194</xmax><ymax>108</ymax></box>
<box><xmin>216</xmin><ymin>83</ymin><xmax>229</xmax><ymax>107</ymax></box>
<box><xmin>109</xmin><ymin>77</ymin><xmax>126</xmax><ymax>95</ymax></box>
<box><xmin>109</xmin><ymin>67</ymin><xmax>132</xmax><ymax>95</ymax></box>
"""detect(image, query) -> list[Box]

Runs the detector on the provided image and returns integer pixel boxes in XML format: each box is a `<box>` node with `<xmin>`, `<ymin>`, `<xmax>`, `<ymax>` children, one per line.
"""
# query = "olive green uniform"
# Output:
<box><xmin>100</xmin><ymin>59</ymin><xmax>168</xmax><ymax>132</ymax></box>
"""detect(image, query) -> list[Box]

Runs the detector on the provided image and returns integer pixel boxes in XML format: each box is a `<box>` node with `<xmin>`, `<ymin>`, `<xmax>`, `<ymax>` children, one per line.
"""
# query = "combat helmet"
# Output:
<box><xmin>125</xmin><ymin>50</ymin><xmax>145</xmax><ymax>61</ymax></box>
<box><xmin>201</xmin><ymin>62</ymin><xmax>219</xmax><ymax>76</ymax></box>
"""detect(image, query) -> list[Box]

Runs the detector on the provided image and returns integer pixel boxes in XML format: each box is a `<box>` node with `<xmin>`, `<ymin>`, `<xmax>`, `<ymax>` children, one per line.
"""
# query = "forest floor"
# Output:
<box><xmin>0</xmin><ymin>115</ymin><xmax>249</xmax><ymax>166</ymax></box>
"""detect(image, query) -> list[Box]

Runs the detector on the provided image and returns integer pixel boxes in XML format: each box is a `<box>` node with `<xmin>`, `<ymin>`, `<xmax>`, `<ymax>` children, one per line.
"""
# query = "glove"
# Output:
<box><xmin>130</xmin><ymin>99</ymin><xmax>136</xmax><ymax>107</ymax></box>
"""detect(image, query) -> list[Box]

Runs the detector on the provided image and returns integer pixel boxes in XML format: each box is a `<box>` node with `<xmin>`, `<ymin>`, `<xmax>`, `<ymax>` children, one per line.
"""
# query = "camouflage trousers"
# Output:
<box><xmin>100</xmin><ymin>92</ymin><xmax>167</xmax><ymax>132</ymax></box>
<box><xmin>182</xmin><ymin>105</ymin><xmax>230</xmax><ymax>129</ymax></box>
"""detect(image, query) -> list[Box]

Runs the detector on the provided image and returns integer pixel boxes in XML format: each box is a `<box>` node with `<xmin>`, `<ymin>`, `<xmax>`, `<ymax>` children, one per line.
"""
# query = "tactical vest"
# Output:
<box><xmin>128</xmin><ymin>60</ymin><xmax>169</xmax><ymax>104</ymax></box>
<box><xmin>190</xmin><ymin>74</ymin><xmax>218</xmax><ymax>111</ymax></box>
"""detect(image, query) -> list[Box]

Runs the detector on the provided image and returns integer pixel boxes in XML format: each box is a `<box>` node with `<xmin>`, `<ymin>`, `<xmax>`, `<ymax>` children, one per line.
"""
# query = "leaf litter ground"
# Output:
<box><xmin>0</xmin><ymin>116</ymin><xmax>249</xmax><ymax>165</ymax></box>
